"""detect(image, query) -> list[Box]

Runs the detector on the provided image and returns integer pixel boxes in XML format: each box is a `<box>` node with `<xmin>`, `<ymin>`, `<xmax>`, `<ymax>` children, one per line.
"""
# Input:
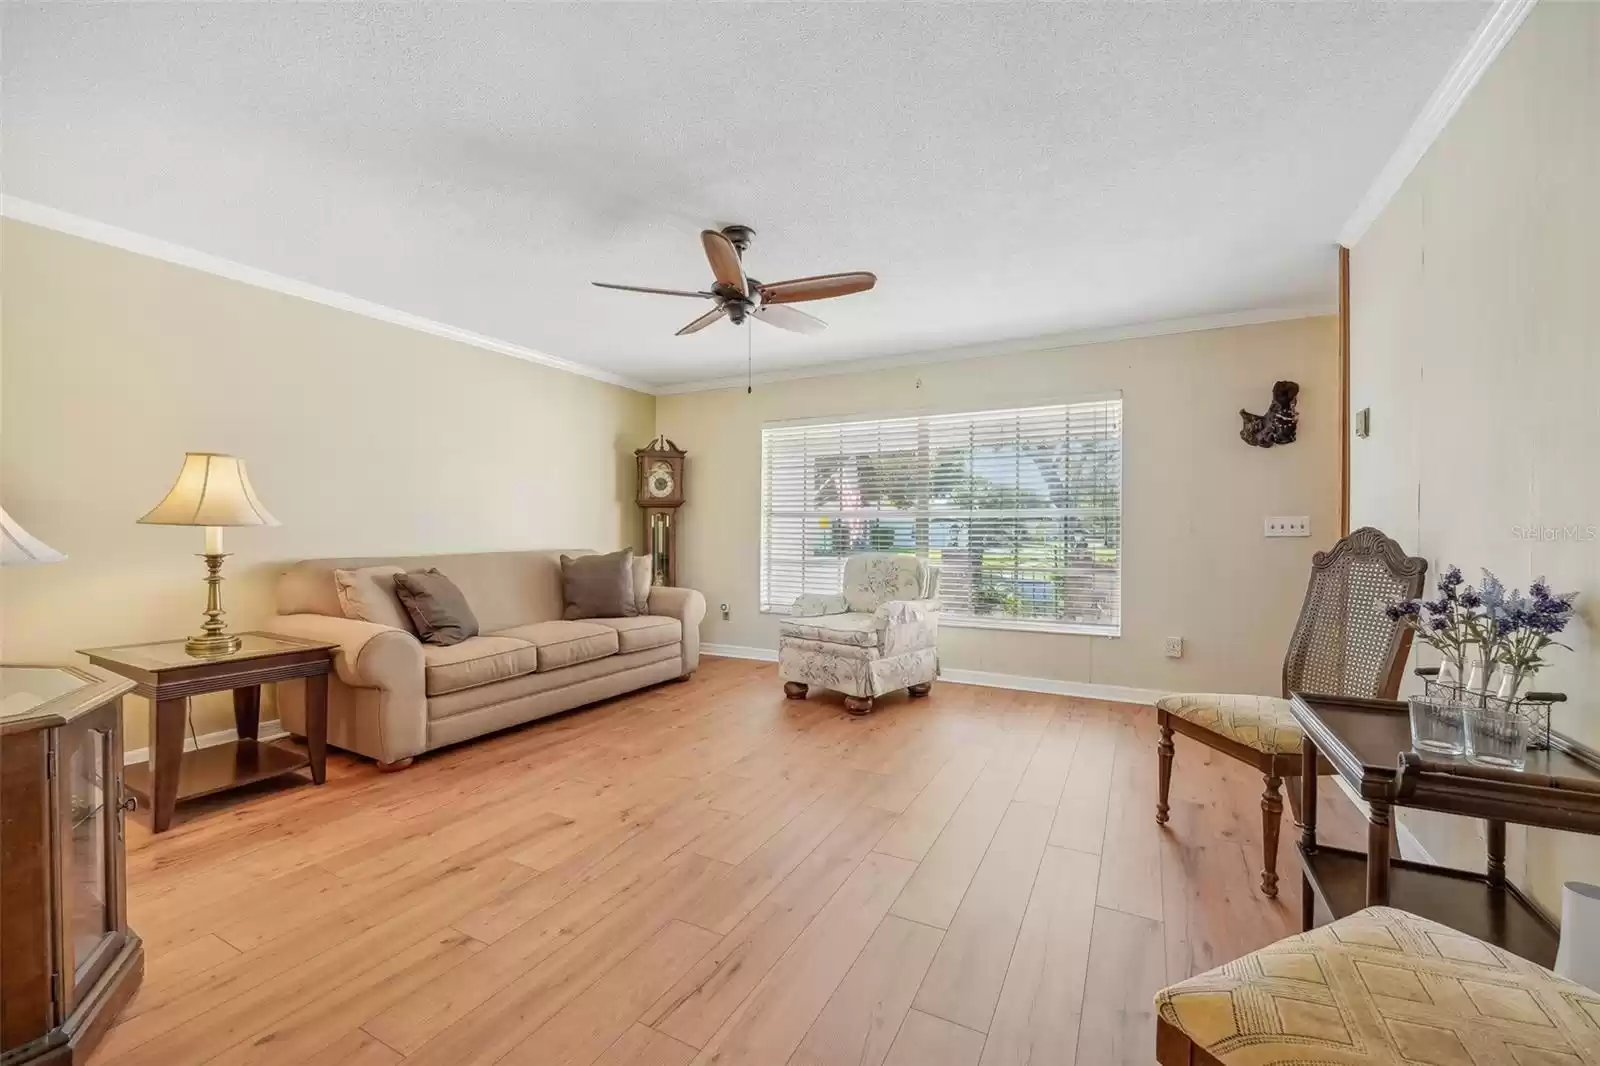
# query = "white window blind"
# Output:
<box><xmin>760</xmin><ymin>399</ymin><xmax>1122</xmax><ymax>633</ymax></box>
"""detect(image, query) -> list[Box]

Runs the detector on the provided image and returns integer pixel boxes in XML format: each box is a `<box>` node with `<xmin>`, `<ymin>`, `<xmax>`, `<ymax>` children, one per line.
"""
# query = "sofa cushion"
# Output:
<box><xmin>778</xmin><ymin>613</ymin><xmax>881</xmax><ymax>649</ymax></box>
<box><xmin>591</xmin><ymin>615</ymin><xmax>681</xmax><ymax>654</ymax></box>
<box><xmin>560</xmin><ymin>550</ymin><xmax>638</xmax><ymax>620</ymax></box>
<box><xmin>494</xmin><ymin>620</ymin><xmax>619</xmax><ymax>671</ymax></box>
<box><xmin>394</xmin><ymin>569</ymin><xmax>480</xmax><ymax>646</ymax></box>
<box><xmin>422</xmin><ymin>635</ymin><xmax>540</xmax><ymax>696</ymax></box>
<box><xmin>427</xmin><ymin>644</ymin><xmax>681</xmax><ymax>721</ymax></box>
<box><xmin>332</xmin><ymin>565</ymin><xmax>412</xmax><ymax>631</ymax></box>
<box><xmin>631</xmin><ymin>555</ymin><xmax>653</xmax><ymax>614</ymax></box>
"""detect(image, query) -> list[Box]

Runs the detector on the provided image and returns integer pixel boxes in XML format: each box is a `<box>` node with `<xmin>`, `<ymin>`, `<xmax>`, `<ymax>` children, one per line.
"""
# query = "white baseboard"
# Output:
<box><xmin>124</xmin><ymin>721</ymin><xmax>288</xmax><ymax>766</ymax></box>
<box><xmin>939</xmin><ymin>668</ymin><xmax>1161</xmax><ymax>705</ymax></box>
<box><xmin>702</xmin><ymin>643</ymin><xmax>1160</xmax><ymax>705</ymax></box>
<box><xmin>703</xmin><ymin>643</ymin><xmax>779</xmax><ymax>663</ymax></box>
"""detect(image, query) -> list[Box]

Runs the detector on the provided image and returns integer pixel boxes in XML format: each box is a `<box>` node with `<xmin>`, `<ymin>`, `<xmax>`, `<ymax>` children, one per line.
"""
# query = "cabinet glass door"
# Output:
<box><xmin>59</xmin><ymin>714</ymin><xmax>122</xmax><ymax>1002</ymax></box>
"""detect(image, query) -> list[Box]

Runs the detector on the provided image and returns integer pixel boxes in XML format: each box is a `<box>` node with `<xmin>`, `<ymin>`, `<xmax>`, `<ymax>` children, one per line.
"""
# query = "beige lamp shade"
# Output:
<box><xmin>0</xmin><ymin>506</ymin><xmax>66</xmax><ymax>566</ymax></box>
<box><xmin>138</xmin><ymin>453</ymin><xmax>279</xmax><ymax>528</ymax></box>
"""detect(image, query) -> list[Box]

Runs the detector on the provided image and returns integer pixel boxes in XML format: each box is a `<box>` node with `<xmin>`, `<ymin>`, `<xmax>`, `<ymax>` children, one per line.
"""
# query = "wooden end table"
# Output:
<box><xmin>1289</xmin><ymin>691</ymin><xmax>1600</xmax><ymax>967</ymax></box>
<box><xmin>79</xmin><ymin>632</ymin><xmax>337</xmax><ymax>833</ymax></box>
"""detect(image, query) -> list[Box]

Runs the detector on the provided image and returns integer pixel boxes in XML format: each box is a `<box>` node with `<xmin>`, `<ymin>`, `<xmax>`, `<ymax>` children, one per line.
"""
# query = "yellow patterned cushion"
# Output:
<box><xmin>1156</xmin><ymin>692</ymin><xmax>1304</xmax><ymax>754</ymax></box>
<box><xmin>1156</xmin><ymin>906</ymin><xmax>1600</xmax><ymax>1065</ymax></box>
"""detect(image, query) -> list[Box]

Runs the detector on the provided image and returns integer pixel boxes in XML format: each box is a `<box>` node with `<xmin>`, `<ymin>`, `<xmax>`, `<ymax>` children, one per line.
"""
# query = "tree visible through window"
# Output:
<box><xmin>760</xmin><ymin>400</ymin><xmax>1122</xmax><ymax>632</ymax></box>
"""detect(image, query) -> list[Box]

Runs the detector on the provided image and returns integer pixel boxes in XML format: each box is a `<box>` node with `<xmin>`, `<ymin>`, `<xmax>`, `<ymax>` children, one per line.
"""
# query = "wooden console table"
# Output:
<box><xmin>1290</xmin><ymin>692</ymin><xmax>1600</xmax><ymax>967</ymax></box>
<box><xmin>79</xmin><ymin>633</ymin><xmax>336</xmax><ymax>833</ymax></box>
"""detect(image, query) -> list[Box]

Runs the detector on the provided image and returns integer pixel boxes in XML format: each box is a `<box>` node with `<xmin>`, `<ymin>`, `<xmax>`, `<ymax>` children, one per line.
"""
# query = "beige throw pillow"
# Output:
<box><xmin>561</xmin><ymin>549</ymin><xmax>638</xmax><ymax>620</ymax></box>
<box><xmin>393</xmin><ymin>569</ymin><xmax>480</xmax><ymax>646</ymax></box>
<box><xmin>332</xmin><ymin>565</ymin><xmax>412</xmax><ymax>631</ymax></box>
<box><xmin>631</xmin><ymin>555</ymin><xmax>652</xmax><ymax>614</ymax></box>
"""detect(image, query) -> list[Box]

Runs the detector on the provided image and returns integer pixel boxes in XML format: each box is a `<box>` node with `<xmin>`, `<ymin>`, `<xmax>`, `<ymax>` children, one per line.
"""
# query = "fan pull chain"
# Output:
<box><xmin>747</xmin><ymin>322</ymin><xmax>753</xmax><ymax>395</ymax></box>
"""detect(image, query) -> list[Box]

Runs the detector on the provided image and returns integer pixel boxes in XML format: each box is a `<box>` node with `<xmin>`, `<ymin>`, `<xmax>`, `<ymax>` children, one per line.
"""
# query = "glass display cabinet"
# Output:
<box><xmin>1</xmin><ymin>664</ymin><xmax>143</xmax><ymax>1065</ymax></box>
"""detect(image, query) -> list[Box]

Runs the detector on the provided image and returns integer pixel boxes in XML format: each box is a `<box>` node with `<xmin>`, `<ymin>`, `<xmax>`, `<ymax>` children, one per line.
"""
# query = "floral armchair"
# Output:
<box><xmin>778</xmin><ymin>553</ymin><xmax>942</xmax><ymax>715</ymax></box>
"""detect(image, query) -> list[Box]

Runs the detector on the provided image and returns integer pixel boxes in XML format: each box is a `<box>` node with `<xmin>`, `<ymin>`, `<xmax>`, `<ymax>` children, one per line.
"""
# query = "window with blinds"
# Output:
<box><xmin>759</xmin><ymin>399</ymin><xmax>1122</xmax><ymax>633</ymax></box>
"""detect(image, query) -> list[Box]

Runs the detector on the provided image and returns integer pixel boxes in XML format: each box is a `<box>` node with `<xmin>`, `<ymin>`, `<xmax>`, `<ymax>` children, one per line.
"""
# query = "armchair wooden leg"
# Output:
<box><xmin>907</xmin><ymin>682</ymin><xmax>932</xmax><ymax>697</ymax></box>
<box><xmin>1156</xmin><ymin>714</ymin><xmax>1175</xmax><ymax>826</ymax></box>
<box><xmin>783</xmin><ymin>682</ymin><xmax>808</xmax><ymax>700</ymax></box>
<box><xmin>1260</xmin><ymin>774</ymin><xmax>1284</xmax><ymax>898</ymax></box>
<box><xmin>843</xmin><ymin>695</ymin><xmax>874</xmax><ymax>716</ymax></box>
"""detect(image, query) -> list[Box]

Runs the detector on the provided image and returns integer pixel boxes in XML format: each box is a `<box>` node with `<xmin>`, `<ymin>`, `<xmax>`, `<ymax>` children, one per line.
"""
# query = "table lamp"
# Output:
<box><xmin>139</xmin><ymin>452</ymin><xmax>278</xmax><ymax>657</ymax></box>
<box><xmin>0</xmin><ymin>506</ymin><xmax>66</xmax><ymax>566</ymax></box>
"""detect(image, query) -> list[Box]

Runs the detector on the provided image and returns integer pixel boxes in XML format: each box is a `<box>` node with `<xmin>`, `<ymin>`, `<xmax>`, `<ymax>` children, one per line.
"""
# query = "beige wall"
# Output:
<box><xmin>657</xmin><ymin>316</ymin><xmax>1340</xmax><ymax>696</ymax></box>
<box><xmin>0</xmin><ymin>220</ymin><xmax>655</xmax><ymax>748</ymax></box>
<box><xmin>1349</xmin><ymin>2</ymin><xmax>1599</xmax><ymax>911</ymax></box>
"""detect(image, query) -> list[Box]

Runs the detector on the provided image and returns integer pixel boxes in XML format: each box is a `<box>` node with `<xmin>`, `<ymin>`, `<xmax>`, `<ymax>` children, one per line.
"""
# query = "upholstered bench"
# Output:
<box><xmin>1155</xmin><ymin>907</ymin><xmax>1600</xmax><ymax>1065</ymax></box>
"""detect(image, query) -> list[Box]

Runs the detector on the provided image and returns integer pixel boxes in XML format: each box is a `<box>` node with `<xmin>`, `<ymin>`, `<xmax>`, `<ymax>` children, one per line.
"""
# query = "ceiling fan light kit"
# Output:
<box><xmin>593</xmin><ymin>224</ymin><xmax>876</xmax><ymax>338</ymax></box>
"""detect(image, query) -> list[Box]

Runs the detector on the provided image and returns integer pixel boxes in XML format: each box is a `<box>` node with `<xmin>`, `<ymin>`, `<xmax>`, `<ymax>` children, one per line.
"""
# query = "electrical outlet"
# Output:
<box><xmin>719</xmin><ymin>602</ymin><xmax>730</xmax><ymax>621</ymax></box>
<box><xmin>1163</xmin><ymin>637</ymin><xmax>1184</xmax><ymax>659</ymax></box>
<box><xmin>1264</xmin><ymin>516</ymin><xmax>1311</xmax><ymax>538</ymax></box>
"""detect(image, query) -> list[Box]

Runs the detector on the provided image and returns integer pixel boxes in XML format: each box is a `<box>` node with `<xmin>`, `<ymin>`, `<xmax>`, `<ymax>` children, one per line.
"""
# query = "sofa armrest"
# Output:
<box><xmin>873</xmin><ymin>598</ymin><xmax>941</xmax><ymax>625</ymax></box>
<box><xmin>873</xmin><ymin>598</ymin><xmax>942</xmax><ymax>657</ymax></box>
<box><xmin>791</xmin><ymin>593</ymin><xmax>848</xmax><ymax>618</ymax></box>
<box><xmin>266</xmin><ymin>613</ymin><xmax>427</xmax><ymax>763</ymax></box>
<box><xmin>647</xmin><ymin>586</ymin><xmax>707</xmax><ymax>675</ymax></box>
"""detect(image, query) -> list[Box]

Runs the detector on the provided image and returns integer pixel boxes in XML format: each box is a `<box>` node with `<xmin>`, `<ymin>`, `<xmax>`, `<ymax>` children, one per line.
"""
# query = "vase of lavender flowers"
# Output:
<box><xmin>1484</xmin><ymin>575</ymin><xmax>1577</xmax><ymax>700</ymax></box>
<box><xmin>1386</xmin><ymin>565</ymin><xmax>1477</xmax><ymax>694</ymax></box>
<box><xmin>1387</xmin><ymin>566</ymin><xmax>1477</xmax><ymax>752</ymax></box>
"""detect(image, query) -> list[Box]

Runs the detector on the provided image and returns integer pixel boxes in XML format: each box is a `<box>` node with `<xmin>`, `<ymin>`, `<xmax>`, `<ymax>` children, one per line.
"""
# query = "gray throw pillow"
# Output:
<box><xmin>560</xmin><ymin>549</ymin><xmax>639</xmax><ymax>620</ymax></box>
<box><xmin>393</xmin><ymin>569</ymin><xmax>479</xmax><ymax>646</ymax></box>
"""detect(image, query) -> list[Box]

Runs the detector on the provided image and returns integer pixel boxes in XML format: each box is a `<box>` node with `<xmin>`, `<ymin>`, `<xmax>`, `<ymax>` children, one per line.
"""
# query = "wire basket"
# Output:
<box><xmin>1415</xmin><ymin>667</ymin><xmax>1564</xmax><ymax>750</ymax></box>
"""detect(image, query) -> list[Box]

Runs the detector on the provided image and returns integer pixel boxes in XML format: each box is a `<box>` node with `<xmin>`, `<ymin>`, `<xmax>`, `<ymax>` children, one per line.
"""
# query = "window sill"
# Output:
<box><xmin>940</xmin><ymin>616</ymin><xmax>1120</xmax><ymax>638</ymax></box>
<box><xmin>760</xmin><ymin>607</ymin><xmax>1119</xmax><ymax>639</ymax></box>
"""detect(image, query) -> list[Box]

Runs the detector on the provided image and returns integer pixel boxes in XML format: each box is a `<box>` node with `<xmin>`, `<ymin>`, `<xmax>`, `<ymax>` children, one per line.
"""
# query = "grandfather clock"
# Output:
<box><xmin>635</xmin><ymin>436</ymin><xmax>685</xmax><ymax>587</ymax></box>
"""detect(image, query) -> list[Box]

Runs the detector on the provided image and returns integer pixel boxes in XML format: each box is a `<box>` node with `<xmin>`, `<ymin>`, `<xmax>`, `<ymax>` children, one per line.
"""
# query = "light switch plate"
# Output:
<box><xmin>1163</xmin><ymin>637</ymin><xmax>1184</xmax><ymax>659</ymax></box>
<box><xmin>1265</xmin><ymin>516</ymin><xmax>1311</xmax><ymax>537</ymax></box>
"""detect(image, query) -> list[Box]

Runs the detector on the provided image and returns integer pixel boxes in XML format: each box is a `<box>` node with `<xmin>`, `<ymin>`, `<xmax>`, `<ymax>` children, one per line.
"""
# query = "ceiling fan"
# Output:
<box><xmin>592</xmin><ymin>225</ymin><xmax>876</xmax><ymax>336</ymax></box>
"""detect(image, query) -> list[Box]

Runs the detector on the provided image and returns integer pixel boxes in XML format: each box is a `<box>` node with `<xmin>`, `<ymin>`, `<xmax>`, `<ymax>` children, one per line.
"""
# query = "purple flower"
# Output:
<box><xmin>1530</xmin><ymin>578</ymin><xmax>1551</xmax><ymax>600</ymax></box>
<box><xmin>1460</xmin><ymin>588</ymin><xmax>1483</xmax><ymax>609</ymax></box>
<box><xmin>1441</xmin><ymin>565</ymin><xmax>1464</xmax><ymax>588</ymax></box>
<box><xmin>1385</xmin><ymin>600</ymin><xmax>1420</xmax><ymax>622</ymax></box>
<box><xmin>1429</xmin><ymin>617</ymin><xmax>1450</xmax><ymax>633</ymax></box>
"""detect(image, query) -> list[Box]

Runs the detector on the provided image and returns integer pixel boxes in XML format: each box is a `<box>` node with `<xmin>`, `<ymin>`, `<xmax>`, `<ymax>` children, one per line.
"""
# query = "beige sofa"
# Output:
<box><xmin>268</xmin><ymin>550</ymin><xmax>705</xmax><ymax>769</ymax></box>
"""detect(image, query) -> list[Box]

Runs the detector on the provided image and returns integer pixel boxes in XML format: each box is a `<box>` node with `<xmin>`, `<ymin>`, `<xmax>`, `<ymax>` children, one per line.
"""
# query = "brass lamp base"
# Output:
<box><xmin>185</xmin><ymin>632</ymin><xmax>242</xmax><ymax>657</ymax></box>
<box><xmin>186</xmin><ymin>552</ymin><xmax>241</xmax><ymax>658</ymax></box>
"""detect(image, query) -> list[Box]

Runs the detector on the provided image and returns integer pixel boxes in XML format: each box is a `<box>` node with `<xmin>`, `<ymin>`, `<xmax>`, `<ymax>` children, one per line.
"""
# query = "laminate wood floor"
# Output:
<box><xmin>97</xmin><ymin>656</ymin><xmax>1365</xmax><ymax>1066</ymax></box>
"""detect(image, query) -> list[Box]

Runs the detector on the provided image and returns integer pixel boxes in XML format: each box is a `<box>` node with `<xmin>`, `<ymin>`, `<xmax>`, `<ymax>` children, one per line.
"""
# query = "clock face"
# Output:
<box><xmin>646</xmin><ymin>460</ymin><xmax>676</xmax><ymax>499</ymax></box>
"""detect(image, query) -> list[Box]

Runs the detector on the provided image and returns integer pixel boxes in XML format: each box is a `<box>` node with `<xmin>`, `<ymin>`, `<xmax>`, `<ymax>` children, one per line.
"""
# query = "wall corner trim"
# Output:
<box><xmin>701</xmin><ymin>643</ymin><xmax>1162</xmax><ymax>705</ymax></box>
<box><xmin>1338</xmin><ymin>0</ymin><xmax>1536</xmax><ymax>247</ymax></box>
<box><xmin>0</xmin><ymin>197</ymin><xmax>656</xmax><ymax>395</ymax></box>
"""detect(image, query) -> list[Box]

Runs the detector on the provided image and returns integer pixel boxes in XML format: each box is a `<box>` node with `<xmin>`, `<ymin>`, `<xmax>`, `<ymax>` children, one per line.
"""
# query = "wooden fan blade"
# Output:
<box><xmin>593</xmin><ymin>282</ymin><xmax>715</xmax><ymax>299</ymax></box>
<box><xmin>757</xmin><ymin>272</ymin><xmax>876</xmax><ymax>305</ymax></box>
<box><xmin>754</xmin><ymin>303</ymin><xmax>826</xmax><ymax>335</ymax></box>
<box><xmin>700</xmin><ymin>230</ymin><xmax>748</xmax><ymax>297</ymax></box>
<box><xmin>676</xmin><ymin>305</ymin><xmax>729</xmax><ymax>336</ymax></box>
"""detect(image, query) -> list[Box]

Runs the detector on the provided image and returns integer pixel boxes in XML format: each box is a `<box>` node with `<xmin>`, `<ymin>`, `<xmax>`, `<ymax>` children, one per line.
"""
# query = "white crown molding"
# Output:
<box><xmin>1338</xmin><ymin>0</ymin><xmax>1536</xmax><ymax>247</ymax></box>
<box><xmin>701</xmin><ymin>644</ymin><xmax>1160</xmax><ymax>705</ymax></box>
<box><xmin>1</xmin><ymin>197</ymin><xmax>1334</xmax><ymax>398</ymax></box>
<box><xmin>0</xmin><ymin>197</ymin><xmax>656</xmax><ymax>395</ymax></box>
<box><xmin>654</xmin><ymin>305</ymin><xmax>1335</xmax><ymax>396</ymax></box>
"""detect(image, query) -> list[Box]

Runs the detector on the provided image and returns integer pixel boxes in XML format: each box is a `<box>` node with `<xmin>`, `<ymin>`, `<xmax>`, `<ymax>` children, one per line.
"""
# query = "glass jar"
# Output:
<box><xmin>1408</xmin><ymin>695</ymin><xmax>1466</xmax><ymax>756</ymax></box>
<box><xmin>1464</xmin><ymin>706</ymin><xmax>1531</xmax><ymax>770</ymax></box>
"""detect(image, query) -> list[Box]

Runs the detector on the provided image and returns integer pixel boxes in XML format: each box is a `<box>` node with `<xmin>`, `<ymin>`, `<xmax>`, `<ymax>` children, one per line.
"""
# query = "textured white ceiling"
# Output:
<box><xmin>1</xmin><ymin>3</ymin><xmax>1491</xmax><ymax>389</ymax></box>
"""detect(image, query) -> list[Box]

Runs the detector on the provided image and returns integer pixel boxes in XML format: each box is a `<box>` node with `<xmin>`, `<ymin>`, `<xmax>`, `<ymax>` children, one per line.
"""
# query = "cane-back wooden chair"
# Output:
<box><xmin>1154</xmin><ymin>527</ymin><xmax>1427</xmax><ymax>898</ymax></box>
